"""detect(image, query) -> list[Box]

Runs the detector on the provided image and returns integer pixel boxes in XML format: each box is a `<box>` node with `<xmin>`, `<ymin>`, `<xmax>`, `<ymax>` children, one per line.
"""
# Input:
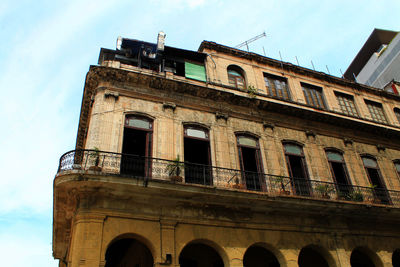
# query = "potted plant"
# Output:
<box><xmin>367</xmin><ymin>184</ymin><xmax>379</xmax><ymax>203</ymax></box>
<box><xmin>89</xmin><ymin>147</ymin><xmax>102</xmax><ymax>172</ymax></box>
<box><xmin>315</xmin><ymin>184</ymin><xmax>334</xmax><ymax>199</ymax></box>
<box><xmin>349</xmin><ymin>190</ymin><xmax>364</xmax><ymax>202</ymax></box>
<box><xmin>275</xmin><ymin>176</ymin><xmax>290</xmax><ymax>195</ymax></box>
<box><xmin>231</xmin><ymin>176</ymin><xmax>245</xmax><ymax>189</ymax></box>
<box><xmin>166</xmin><ymin>155</ymin><xmax>184</xmax><ymax>183</ymax></box>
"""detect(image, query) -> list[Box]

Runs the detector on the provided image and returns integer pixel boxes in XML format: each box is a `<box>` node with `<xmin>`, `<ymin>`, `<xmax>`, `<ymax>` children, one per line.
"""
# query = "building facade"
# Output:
<box><xmin>54</xmin><ymin>34</ymin><xmax>400</xmax><ymax>267</ymax></box>
<box><xmin>344</xmin><ymin>28</ymin><xmax>400</xmax><ymax>91</ymax></box>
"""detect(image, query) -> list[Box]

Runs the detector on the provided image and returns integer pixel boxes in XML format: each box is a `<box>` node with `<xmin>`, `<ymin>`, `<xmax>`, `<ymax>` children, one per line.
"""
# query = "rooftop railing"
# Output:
<box><xmin>58</xmin><ymin>150</ymin><xmax>400</xmax><ymax>207</ymax></box>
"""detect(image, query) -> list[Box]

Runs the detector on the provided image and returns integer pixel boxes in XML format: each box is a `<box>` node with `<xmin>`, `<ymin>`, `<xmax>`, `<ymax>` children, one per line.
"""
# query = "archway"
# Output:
<box><xmin>105</xmin><ymin>238</ymin><xmax>154</xmax><ymax>267</ymax></box>
<box><xmin>298</xmin><ymin>246</ymin><xmax>330</xmax><ymax>267</ymax></box>
<box><xmin>179</xmin><ymin>242</ymin><xmax>224</xmax><ymax>267</ymax></box>
<box><xmin>393</xmin><ymin>249</ymin><xmax>400</xmax><ymax>267</ymax></box>
<box><xmin>350</xmin><ymin>247</ymin><xmax>382</xmax><ymax>267</ymax></box>
<box><xmin>243</xmin><ymin>245</ymin><xmax>280</xmax><ymax>267</ymax></box>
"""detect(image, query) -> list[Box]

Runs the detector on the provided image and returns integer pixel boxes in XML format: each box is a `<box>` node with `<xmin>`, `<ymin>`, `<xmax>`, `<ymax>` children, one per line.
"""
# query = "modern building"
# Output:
<box><xmin>344</xmin><ymin>28</ymin><xmax>400</xmax><ymax>92</ymax></box>
<box><xmin>54</xmin><ymin>33</ymin><xmax>400</xmax><ymax>267</ymax></box>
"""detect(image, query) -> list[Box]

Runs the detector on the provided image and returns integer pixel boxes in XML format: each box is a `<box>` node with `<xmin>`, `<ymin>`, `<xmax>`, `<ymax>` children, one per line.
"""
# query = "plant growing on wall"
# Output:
<box><xmin>246</xmin><ymin>85</ymin><xmax>258</xmax><ymax>98</ymax></box>
<box><xmin>315</xmin><ymin>184</ymin><xmax>334</xmax><ymax>199</ymax></box>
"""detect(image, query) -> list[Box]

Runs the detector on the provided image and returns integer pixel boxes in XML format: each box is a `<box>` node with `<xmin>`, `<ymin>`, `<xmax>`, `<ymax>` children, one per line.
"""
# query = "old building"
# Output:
<box><xmin>344</xmin><ymin>28</ymin><xmax>400</xmax><ymax>91</ymax></box>
<box><xmin>54</xmin><ymin>33</ymin><xmax>400</xmax><ymax>267</ymax></box>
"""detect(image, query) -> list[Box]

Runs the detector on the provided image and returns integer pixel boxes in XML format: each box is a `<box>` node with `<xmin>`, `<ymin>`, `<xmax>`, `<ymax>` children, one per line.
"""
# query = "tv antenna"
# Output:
<box><xmin>235</xmin><ymin>31</ymin><xmax>266</xmax><ymax>51</ymax></box>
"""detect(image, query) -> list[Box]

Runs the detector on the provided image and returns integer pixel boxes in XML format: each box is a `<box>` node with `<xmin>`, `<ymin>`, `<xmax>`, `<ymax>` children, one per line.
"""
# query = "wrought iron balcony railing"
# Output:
<box><xmin>58</xmin><ymin>150</ymin><xmax>400</xmax><ymax>207</ymax></box>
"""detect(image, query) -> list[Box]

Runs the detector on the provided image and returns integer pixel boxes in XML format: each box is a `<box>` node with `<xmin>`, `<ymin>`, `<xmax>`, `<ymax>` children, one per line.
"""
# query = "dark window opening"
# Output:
<box><xmin>350</xmin><ymin>249</ymin><xmax>375</xmax><ymax>267</ymax></box>
<box><xmin>184</xmin><ymin>138</ymin><xmax>212</xmax><ymax>185</ymax></box>
<box><xmin>179</xmin><ymin>243</ymin><xmax>224</xmax><ymax>267</ymax></box>
<box><xmin>240</xmin><ymin>146</ymin><xmax>262</xmax><ymax>191</ymax></box>
<box><xmin>331</xmin><ymin>161</ymin><xmax>352</xmax><ymax>197</ymax></box>
<box><xmin>237</xmin><ymin>136</ymin><xmax>264</xmax><ymax>191</ymax></box>
<box><xmin>393</xmin><ymin>249</ymin><xmax>400</xmax><ymax>267</ymax></box>
<box><xmin>243</xmin><ymin>246</ymin><xmax>280</xmax><ymax>267</ymax></box>
<box><xmin>286</xmin><ymin>155</ymin><xmax>310</xmax><ymax>196</ymax></box>
<box><xmin>362</xmin><ymin>156</ymin><xmax>390</xmax><ymax>204</ymax></box>
<box><xmin>121</xmin><ymin>116</ymin><xmax>152</xmax><ymax>178</ymax></box>
<box><xmin>366</xmin><ymin>168</ymin><xmax>390</xmax><ymax>204</ymax></box>
<box><xmin>326</xmin><ymin>151</ymin><xmax>352</xmax><ymax>199</ymax></box>
<box><xmin>298</xmin><ymin>247</ymin><xmax>329</xmax><ymax>267</ymax></box>
<box><xmin>105</xmin><ymin>238</ymin><xmax>153</xmax><ymax>267</ymax></box>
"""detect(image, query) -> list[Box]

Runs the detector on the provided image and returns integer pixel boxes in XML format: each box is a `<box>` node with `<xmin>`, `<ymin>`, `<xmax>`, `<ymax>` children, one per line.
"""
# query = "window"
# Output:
<box><xmin>121</xmin><ymin>115</ymin><xmax>153</xmax><ymax>177</ymax></box>
<box><xmin>183</xmin><ymin>125</ymin><xmax>212</xmax><ymax>185</ymax></box>
<box><xmin>237</xmin><ymin>135</ymin><xmax>264</xmax><ymax>191</ymax></box>
<box><xmin>394</xmin><ymin>160</ymin><xmax>400</xmax><ymax>177</ymax></box>
<box><xmin>227</xmin><ymin>65</ymin><xmax>245</xmax><ymax>89</ymax></box>
<box><xmin>365</xmin><ymin>100</ymin><xmax>387</xmax><ymax>123</ymax></box>
<box><xmin>301</xmin><ymin>83</ymin><xmax>327</xmax><ymax>109</ymax></box>
<box><xmin>283</xmin><ymin>143</ymin><xmax>311</xmax><ymax>196</ymax></box>
<box><xmin>326</xmin><ymin>150</ymin><xmax>352</xmax><ymax>198</ymax></box>
<box><xmin>335</xmin><ymin>92</ymin><xmax>358</xmax><ymax>117</ymax></box>
<box><xmin>394</xmin><ymin>108</ymin><xmax>400</xmax><ymax>123</ymax></box>
<box><xmin>263</xmin><ymin>73</ymin><xmax>291</xmax><ymax>100</ymax></box>
<box><xmin>361</xmin><ymin>156</ymin><xmax>390</xmax><ymax>204</ymax></box>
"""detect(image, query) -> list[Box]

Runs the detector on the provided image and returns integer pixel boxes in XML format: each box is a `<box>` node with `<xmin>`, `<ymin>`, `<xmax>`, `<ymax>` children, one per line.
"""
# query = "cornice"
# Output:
<box><xmin>75</xmin><ymin>66</ymin><xmax>400</xmax><ymax>151</ymax></box>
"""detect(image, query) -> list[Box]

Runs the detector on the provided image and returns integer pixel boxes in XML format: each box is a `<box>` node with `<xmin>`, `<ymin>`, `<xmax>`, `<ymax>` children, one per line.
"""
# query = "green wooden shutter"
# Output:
<box><xmin>185</xmin><ymin>61</ymin><xmax>206</xmax><ymax>82</ymax></box>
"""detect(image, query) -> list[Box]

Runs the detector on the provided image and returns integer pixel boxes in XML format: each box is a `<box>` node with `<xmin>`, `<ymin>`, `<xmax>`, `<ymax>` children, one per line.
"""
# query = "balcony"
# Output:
<box><xmin>57</xmin><ymin>150</ymin><xmax>400</xmax><ymax>207</ymax></box>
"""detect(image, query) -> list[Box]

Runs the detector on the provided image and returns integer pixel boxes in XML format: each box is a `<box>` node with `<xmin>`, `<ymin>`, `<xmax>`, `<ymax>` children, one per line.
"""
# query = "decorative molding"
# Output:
<box><xmin>376</xmin><ymin>144</ymin><xmax>386</xmax><ymax>152</ymax></box>
<box><xmin>216</xmin><ymin>112</ymin><xmax>229</xmax><ymax>121</ymax></box>
<box><xmin>343</xmin><ymin>138</ymin><xmax>353</xmax><ymax>146</ymax></box>
<box><xmin>263</xmin><ymin>121</ymin><xmax>275</xmax><ymax>130</ymax></box>
<box><xmin>163</xmin><ymin>102</ymin><xmax>176</xmax><ymax>111</ymax></box>
<box><xmin>305</xmin><ymin>130</ymin><xmax>316</xmax><ymax>138</ymax></box>
<box><xmin>104</xmin><ymin>90</ymin><xmax>119</xmax><ymax>100</ymax></box>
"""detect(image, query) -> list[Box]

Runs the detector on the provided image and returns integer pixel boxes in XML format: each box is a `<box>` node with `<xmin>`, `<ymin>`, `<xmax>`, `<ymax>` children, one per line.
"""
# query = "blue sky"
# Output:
<box><xmin>0</xmin><ymin>0</ymin><xmax>399</xmax><ymax>266</ymax></box>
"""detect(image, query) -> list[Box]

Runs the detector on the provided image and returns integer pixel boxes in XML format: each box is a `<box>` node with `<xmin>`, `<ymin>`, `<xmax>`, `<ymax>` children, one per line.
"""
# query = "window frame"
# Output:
<box><xmin>361</xmin><ymin>155</ymin><xmax>390</xmax><ymax>204</ymax></box>
<box><xmin>236</xmin><ymin>134</ymin><xmax>265</xmax><ymax>191</ymax></box>
<box><xmin>365</xmin><ymin>99</ymin><xmax>388</xmax><ymax>123</ymax></box>
<box><xmin>283</xmin><ymin>142</ymin><xmax>311</xmax><ymax>196</ymax></box>
<box><xmin>263</xmin><ymin>72</ymin><xmax>291</xmax><ymax>100</ymax></box>
<box><xmin>394</xmin><ymin>108</ymin><xmax>400</xmax><ymax>124</ymax></box>
<box><xmin>301</xmin><ymin>82</ymin><xmax>327</xmax><ymax>109</ymax></box>
<box><xmin>227</xmin><ymin>65</ymin><xmax>246</xmax><ymax>90</ymax></box>
<box><xmin>335</xmin><ymin>91</ymin><xmax>359</xmax><ymax>117</ymax></box>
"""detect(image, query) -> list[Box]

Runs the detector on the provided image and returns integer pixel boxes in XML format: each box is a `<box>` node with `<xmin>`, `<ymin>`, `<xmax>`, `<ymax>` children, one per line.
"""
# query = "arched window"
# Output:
<box><xmin>243</xmin><ymin>245</ymin><xmax>280</xmax><ymax>267</ymax></box>
<box><xmin>121</xmin><ymin>115</ymin><xmax>153</xmax><ymax>177</ymax></box>
<box><xmin>227</xmin><ymin>65</ymin><xmax>246</xmax><ymax>89</ymax></box>
<box><xmin>183</xmin><ymin>125</ymin><xmax>212</xmax><ymax>185</ymax></box>
<box><xmin>350</xmin><ymin>247</ymin><xmax>383</xmax><ymax>267</ymax></box>
<box><xmin>298</xmin><ymin>246</ymin><xmax>331</xmax><ymax>267</ymax></box>
<box><xmin>105</xmin><ymin>238</ymin><xmax>154</xmax><ymax>267</ymax></box>
<box><xmin>237</xmin><ymin>135</ymin><xmax>264</xmax><ymax>191</ymax></box>
<box><xmin>283</xmin><ymin>142</ymin><xmax>311</xmax><ymax>196</ymax></box>
<box><xmin>179</xmin><ymin>242</ymin><xmax>224</xmax><ymax>267</ymax></box>
<box><xmin>326</xmin><ymin>149</ymin><xmax>352</xmax><ymax>199</ymax></box>
<box><xmin>361</xmin><ymin>155</ymin><xmax>390</xmax><ymax>204</ymax></box>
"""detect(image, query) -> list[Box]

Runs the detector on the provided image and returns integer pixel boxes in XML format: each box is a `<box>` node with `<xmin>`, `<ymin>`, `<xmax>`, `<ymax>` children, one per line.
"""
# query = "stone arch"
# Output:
<box><xmin>298</xmin><ymin>244</ymin><xmax>336</xmax><ymax>267</ymax></box>
<box><xmin>243</xmin><ymin>242</ymin><xmax>286</xmax><ymax>267</ymax></box>
<box><xmin>350</xmin><ymin>246</ymin><xmax>383</xmax><ymax>267</ymax></box>
<box><xmin>104</xmin><ymin>233</ymin><xmax>156</xmax><ymax>267</ymax></box>
<box><xmin>393</xmin><ymin>249</ymin><xmax>400</xmax><ymax>267</ymax></box>
<box><xmin>178</xmin><ymin>239</ymin><xmax>228</xmax><ymax>267</ymax></box>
